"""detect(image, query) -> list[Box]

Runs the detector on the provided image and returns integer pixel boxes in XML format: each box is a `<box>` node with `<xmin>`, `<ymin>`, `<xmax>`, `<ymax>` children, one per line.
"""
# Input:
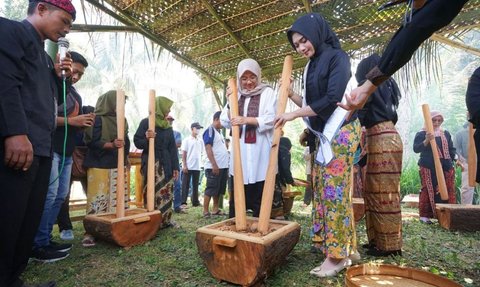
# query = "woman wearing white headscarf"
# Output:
<box><xmin>220</xmin><ymin>58</ymin><xmax>276</xmax><ymax>218</ymax></box>
<box><xmin>413</xmin><ymin>110</ymin><xmax>456</xmax><ymax>224</ymax></box>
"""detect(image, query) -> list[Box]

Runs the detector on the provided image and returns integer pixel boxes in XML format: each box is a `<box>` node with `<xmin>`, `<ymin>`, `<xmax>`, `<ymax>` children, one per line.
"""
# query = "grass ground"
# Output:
<box><xmin>23</xmin><ymin>202</ymin><xmax>480</xmax><ymax>287</ymax></box>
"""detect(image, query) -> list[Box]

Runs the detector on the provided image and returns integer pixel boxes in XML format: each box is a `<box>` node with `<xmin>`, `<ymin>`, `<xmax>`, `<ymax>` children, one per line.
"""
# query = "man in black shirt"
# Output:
<box><xmin>31</xmin><ymin>51</ymin><xmax>94</xmax><ymax>262</ymax></box>
<box><xmin>0</xmin><ymin>0</ymin><xmax>76</xmax><ymax>286</ymax></box>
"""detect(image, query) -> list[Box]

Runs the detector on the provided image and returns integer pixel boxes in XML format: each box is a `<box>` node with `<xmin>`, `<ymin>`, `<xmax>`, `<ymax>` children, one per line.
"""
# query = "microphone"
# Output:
<box><xmin>57</xmin><ymin>37</ymin><xmax>69</xmax><ymax>76</ymax></box>
<box><xmin>378</xmin><ymin>0</ymin><xmax>408</xmax><ymax>11</ymax></box>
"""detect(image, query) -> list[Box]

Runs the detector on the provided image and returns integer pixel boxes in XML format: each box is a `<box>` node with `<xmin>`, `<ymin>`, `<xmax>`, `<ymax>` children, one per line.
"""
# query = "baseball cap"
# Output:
<box><xmin>191</xmin><ymin>122</ymin><xmax>203</xmax><ymax>129</ymax></box>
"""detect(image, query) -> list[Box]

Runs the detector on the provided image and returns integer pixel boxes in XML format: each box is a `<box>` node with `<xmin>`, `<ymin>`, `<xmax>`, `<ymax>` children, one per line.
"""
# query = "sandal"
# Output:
<box><xmin>203</xmin><ymin>212</ymin><xmax>211</xmax><ymax>218</ymax></box>
<box><xmin>82</xmin><ymin>235</ymin><xmax>96</xmax><ymax>247</ymax></box>
<box><xmin>212</xmin><ymin>209</ymin><xmax>226</xmax><ymax>216</ymax></box>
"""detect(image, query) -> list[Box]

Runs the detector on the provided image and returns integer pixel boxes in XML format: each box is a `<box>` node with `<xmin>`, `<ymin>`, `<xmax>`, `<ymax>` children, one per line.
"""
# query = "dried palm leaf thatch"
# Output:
<box><xmin>82</xmin><ymin>0</ymin><xmax>479</xmax><ymax>89</ymax></box>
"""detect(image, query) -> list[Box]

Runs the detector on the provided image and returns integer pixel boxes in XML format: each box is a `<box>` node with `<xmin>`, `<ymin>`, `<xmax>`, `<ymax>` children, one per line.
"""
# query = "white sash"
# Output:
<box><xmin>301</xmin><ymin>61</ymin><xmax>349</xmax><ymax>166</ymax></box>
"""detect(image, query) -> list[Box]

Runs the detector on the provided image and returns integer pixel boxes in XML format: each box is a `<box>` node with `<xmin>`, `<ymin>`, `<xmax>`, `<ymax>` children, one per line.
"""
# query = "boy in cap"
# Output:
<box><xmin>202</xmin><ymin>112</ymin><xmax>229</xmax><ymax>217</ymax></box>
<box><xmin>181</xmin><ymin>122</ymin><xmax>204</xmax><ymax>208</ymax></box>
<box><xmin>0</xmin><ymin>0</ymin><xmax>75</xmax><ymax>286</ymax></box>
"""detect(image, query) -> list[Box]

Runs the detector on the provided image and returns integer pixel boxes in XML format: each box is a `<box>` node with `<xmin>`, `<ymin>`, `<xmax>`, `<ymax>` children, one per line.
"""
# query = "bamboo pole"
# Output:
<box><xmin>229</xmin><ymin>78</ymin><xmax>247</xmax><ymax>231</ymax></box>
<box><xmin>468</xmin><ymin>123</ymin><xmax>477</xmax><ymax>187</ymax></box>
<box><xmin>116</xmin><ymin>89</ymin><xmax>126</xmax><ymax>218</ymax></box>
<box><xmin>257</xmin><ymin>56</ymin><xmax>293</xmax><ymax>234</ymax></box>
<box><xmin>147</xmin><ymin>90</ymin><xmax>156</xmax><ymax>211</ymax></box>
<box><xmin>421</xmin><ymin>104</ymin><xmax>448</xmax><ymax>201</ymax></box>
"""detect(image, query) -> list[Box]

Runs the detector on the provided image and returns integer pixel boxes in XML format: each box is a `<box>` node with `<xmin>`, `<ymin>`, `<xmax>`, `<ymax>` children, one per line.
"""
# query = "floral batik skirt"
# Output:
<box><xmin>86</xmin><ymin>167</ymin><xmax>129</xmax><ymax>215</ymax></box>
<box><xmin>311</xmin><ymin>120</ymin><xmax>361</xmax><ymax>259</ymax></box>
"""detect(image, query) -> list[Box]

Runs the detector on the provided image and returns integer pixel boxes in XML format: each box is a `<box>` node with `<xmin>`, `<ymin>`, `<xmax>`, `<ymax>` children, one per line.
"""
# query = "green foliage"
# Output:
<box><xmin>22</xmin><ymin>204</ymin><xmax>480</xmax><ymax>286</ymax></box>
<box><xmin>400</xmin><ymin>159</ymin><xmax>422</xmax><ymax>196</ymax></box>
<box><xmin>1</xmin><ymin>0</ymin><xmax>27</xmax><ymax>20</ymax></box>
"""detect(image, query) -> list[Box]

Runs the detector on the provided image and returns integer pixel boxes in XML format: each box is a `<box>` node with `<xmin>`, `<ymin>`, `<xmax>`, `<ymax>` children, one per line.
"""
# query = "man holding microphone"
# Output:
<box><xmin>0</xmin><ymin>0</ymin><xmax>76</xmax><ymax>286</ymax></box>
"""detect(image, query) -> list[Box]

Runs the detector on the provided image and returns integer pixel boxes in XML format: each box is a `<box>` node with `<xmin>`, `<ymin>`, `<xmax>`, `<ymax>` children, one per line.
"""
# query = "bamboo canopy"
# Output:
<box><xmin>82</xmin><ymin>0</ymin><xmax>480</xmax><ymax>84</ymax></box>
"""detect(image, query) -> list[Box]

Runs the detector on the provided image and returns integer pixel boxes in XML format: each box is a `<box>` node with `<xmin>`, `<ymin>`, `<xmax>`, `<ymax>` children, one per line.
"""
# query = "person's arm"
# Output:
<box><xmin>0</xmin><ymin>22</ymin><xmax>32</xmax><ymax>170</ymax></box>
<box><xmin>445</xmin><ymin>131</ymin><xmax>457</xmax><ymax>161</ymax></box>
<box><xmin>255</xmin><ymin>87</ymin><xmax>277</xmax><ymax>133</ymax></box>
<box><xmin>57</xmin><ymin>112</ymin><xmax>95</xmax><ymax>128</ymax></box>
<box><xmin>413</xmin><ymin>131</ymin><xmax>429</xmax><ymax>153</ymax></box>
<box><xmin>276</xmin><ymin>52</ymin><xmax>350</xmax><ymax>127</ymax></box>
<box><xmin>168</xmin><ymin>130</ymin><xmax>180</xmax><ymax>179</ymax></box>
<box><xmin>86</xmin><ymin>117</ymin><xmax>116</xmax><ymax>150</ymax></box>
<box><xmin>203</xmin><ymin>127</ymin><xmax>219</xmax><ymax>175</ymax></box>
<box><xmin>341</xmin><ymin>0</ymin><xmax>469</xmax><ymax>112</ymax></box>
<box><xmin>220</xmin><ymin>104</ymin><xmax>231</xmax><ymax>129</ymax></box>
<box><xmin>278</xmin><ymin>144</ymin><xmax>294</xmax><ymax>185</ymax></box>
<box><xmin>181</xmin><ymin>140</ymin><xmax>188</xmax><ymax>173</ymax></box>
<box><xmin>133</xmin><ymin>119</ymin><xmax>149</xmax><ymax>150</ymax></box>
<box><xmin>288</xmin><ymin>89</ymin><xmax>303</xmax><ymax>107</ymax></box>
<box><xmin>453</xmin><ymin>130</ymin><xmax>466</xmax><ymax>163</ymax></box>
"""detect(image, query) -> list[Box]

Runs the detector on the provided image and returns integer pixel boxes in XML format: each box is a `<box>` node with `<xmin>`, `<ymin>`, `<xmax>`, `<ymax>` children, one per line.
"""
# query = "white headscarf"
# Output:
<box><xmin>236</xmin><ymin>58</ymin><xmax>270</xmax><ymax>97</ymax></box>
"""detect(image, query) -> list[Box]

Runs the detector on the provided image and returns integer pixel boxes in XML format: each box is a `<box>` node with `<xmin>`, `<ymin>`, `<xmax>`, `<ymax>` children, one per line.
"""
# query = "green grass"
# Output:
<box><xmin>23</xmin><ymin>204</ymin><xmax>480</xmax><ymax>286</ymax></box>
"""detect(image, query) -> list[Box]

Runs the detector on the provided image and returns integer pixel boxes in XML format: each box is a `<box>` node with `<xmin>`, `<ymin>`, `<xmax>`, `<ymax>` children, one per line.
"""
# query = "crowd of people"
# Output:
<box><xmin>0</xmin><ymin>0</ymin><xmax>477</xmax><ymax>286</ymax></box>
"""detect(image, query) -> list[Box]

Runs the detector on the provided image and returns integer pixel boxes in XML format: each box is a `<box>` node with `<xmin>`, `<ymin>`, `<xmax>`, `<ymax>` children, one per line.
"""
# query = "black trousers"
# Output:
<box><xmin>56</xmin><ymin>177</ymin><xmax>87</xmax><ymax>232</ymax></box>
<box><xmin>303</xmin><ymin>174</ymin><xmax>313</xmax><ymax>205</ymax></box>
<box><xmin>181</xmin><ymin>169</ymin><xmax>200</xmax><ymax>206</ymax></box>
<box><xmin>0</xmin><ymin>156</ymin><xmax>52</xmax><ymax>287</ymax></box>
<box><xmin>228</xmin><ymin>179</ymin><xmax>264</xmax><ymax>218</ymax></box>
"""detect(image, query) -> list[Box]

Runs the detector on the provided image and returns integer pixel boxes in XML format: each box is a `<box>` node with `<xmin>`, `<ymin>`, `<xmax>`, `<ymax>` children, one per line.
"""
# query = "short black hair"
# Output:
<box><xmin>213</xmin><ymin>111</ymin><xmax>221</xmax><ymax>120</ymax></box>
<box><xmin>27</xmin><ymin>1</ymin><xmax>58</xmax><ymax>15</ymax></box>
<box><xmin>70</xmin><ymin>51</ymin><xmax>89</xmax><ymax>68</ymax></box>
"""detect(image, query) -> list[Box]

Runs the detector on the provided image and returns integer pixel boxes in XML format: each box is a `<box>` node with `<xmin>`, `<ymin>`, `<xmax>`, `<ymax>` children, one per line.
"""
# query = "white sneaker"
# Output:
<box><xmin>60</xmin><ymin>229</ymin><xmax>74</xmax><ymax>241</ymax></box>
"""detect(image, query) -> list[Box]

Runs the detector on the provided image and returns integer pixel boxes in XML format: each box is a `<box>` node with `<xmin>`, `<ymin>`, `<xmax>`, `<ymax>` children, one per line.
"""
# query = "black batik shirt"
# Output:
<box><xmin>0</xmin><ymin>18</ymin><xmax>59</xmax><ymax>157</ymax></box>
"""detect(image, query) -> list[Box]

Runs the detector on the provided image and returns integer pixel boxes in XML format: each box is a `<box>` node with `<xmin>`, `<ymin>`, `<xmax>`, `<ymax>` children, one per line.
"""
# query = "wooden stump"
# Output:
<box><xmin>353</xmin><ymin>197</ymin><xmax>365</xmax><ymax>223</ymax></box>
<box><xmin>83</xmin><ymin>208</ymin><xmax>162</xmax><ymax>247</ymax></box>
<box><xmin>402</xmin><ymin>193</ymin><xmax>420</xmax><ymax>208</ymax></box>
<box><xmin>196</xmin><ymin>217</ymin><xmax>300</xmax><ymax>286</ymax></box>
<box><xmin>436</xmin><ymin>204</ymin><xmax>480</xmax><ymax>231</ymax></box>
<box><xmin>282</xmin><ymin>190</ymin><xmax>302</xmax><ymax>216</ymax></box>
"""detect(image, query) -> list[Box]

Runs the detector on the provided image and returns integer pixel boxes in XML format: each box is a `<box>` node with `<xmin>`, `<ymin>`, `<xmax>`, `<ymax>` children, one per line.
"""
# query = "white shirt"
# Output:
<box><xmin>220</xmin><ymin>87</ymin><xmax>276</xmax><ymax>184</ymax></box>
<box><xmin>181</xmin><ymin>135</ymin><xmax>204</xmax><ymax>170</ymax></box>
<box><xmin>203</xmin><ymin>125</ymin><xmax>229</xmax><ymax>169</ymax></box>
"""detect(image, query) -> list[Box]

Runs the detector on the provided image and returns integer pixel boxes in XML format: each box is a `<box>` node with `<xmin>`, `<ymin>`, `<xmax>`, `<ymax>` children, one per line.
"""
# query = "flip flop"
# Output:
<box><xmin>310</xmin><ymin>258</ymin><xmax>352</xmax><ymax>278</ymax></box>
<box><xmin>82</xmin><ymin>235</ymin><xmax>96</xmax><ymax>247</ymax></box>
<box><xmin>212</xmin><ymin>210</ymin><xmax>226</xmax><ymax>216</ymax></box>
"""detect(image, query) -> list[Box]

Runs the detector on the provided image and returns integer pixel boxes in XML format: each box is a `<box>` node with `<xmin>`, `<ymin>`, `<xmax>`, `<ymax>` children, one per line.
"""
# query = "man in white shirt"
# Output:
<box><xmin>181</xmin><ymin>122</ymin><xmax>204</xmax><ymax>207</ymax></box>
<box><xmin>202</xmin><ymin>112</ymin><xmax>229</xmax><ymax>216</ymax></box>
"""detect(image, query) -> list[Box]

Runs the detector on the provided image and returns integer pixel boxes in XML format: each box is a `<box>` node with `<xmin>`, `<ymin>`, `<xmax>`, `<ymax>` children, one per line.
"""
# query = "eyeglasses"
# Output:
<box><xmin>432</xmin><ymin>118</ymin><xmax>443</xmax><ymax>123</ymax></box>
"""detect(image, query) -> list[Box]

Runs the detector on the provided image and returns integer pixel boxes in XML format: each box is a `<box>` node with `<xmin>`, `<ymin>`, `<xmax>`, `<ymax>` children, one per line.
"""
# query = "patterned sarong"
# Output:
<box><xmin>86</xmin><ymin>167</ymin><xmax>129</xmax><ymax>215</ymax></box>
<box><xmin>364</xmin><ymin>121</ymin><xmax>403</xmax><ymax>251</ymax></box>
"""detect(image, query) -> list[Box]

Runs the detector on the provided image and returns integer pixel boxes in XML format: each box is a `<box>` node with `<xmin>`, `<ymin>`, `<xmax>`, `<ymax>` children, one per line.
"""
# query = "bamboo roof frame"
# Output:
<box><xmin>79</xmin><ymin>0</ymin><xmax>480</xmax><ymax>86</ymax></box>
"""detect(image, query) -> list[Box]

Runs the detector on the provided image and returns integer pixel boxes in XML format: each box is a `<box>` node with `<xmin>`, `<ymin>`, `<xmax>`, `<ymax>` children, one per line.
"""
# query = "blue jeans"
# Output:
<box><xmin>173</xmin><ymin>174</ymin><xmax>182</xmax><ymax>211</ymax></box>
<box><xmin>33</xmin><ymin>153</ymin><xmax>72</xmax><ymax>248</ymax></box>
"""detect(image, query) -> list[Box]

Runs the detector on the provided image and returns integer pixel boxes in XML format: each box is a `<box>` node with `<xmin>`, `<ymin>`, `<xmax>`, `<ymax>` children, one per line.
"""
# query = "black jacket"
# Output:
<box><xmin>0</xmin><ymin>18</ymin><xmax>61</xmax><ymax>157</ymax></box>
<box><xmin>133</xmin><ymin>118</ymin><xmax>180</xmax><ymax>181</ymax></box>
<box><xmin>83</xmin><ymin>116</ymin><xmax>130</xmax><ymax>169</ymax></box>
